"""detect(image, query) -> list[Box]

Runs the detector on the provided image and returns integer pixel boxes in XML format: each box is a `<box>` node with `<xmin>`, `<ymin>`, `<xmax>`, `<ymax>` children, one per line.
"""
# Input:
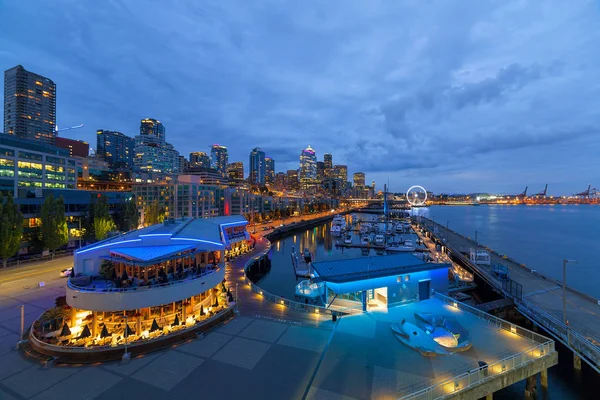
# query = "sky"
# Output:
<box><xmin>1</xmin><ymin>0</ymin><xmax>599</xmax><ymax>195</ymax></box>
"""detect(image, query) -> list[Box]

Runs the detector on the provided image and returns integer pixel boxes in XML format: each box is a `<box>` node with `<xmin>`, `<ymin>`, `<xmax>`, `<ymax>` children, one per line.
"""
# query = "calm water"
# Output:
<box><xmin>411</xmin><ymin>205</ymin><xmax>600</xmax><ymax>298</ymax></box>
<box><xmin>255</xmin><ymin>207</ymin><xmax>600</xmax><ymax>399</ymax></box>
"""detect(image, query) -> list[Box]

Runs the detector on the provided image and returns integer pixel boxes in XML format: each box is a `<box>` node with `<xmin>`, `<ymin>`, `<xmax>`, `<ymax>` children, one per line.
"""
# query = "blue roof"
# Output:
<box><xmin>311</xmin><ymin>254</ymin><xmax>449</xmax><ymax>283</ymax></box>
<box><xmin>110</xmin><ymin>244</ymin><xmax>195</xmax><ymax>262</ymax></box>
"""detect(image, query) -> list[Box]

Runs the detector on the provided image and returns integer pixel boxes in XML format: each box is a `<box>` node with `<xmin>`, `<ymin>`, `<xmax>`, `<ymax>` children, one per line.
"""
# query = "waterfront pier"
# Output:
<box><xmin>416</xmin><ymin>217</ymin><xmax>600</xmax><ymax>374</ymax></box>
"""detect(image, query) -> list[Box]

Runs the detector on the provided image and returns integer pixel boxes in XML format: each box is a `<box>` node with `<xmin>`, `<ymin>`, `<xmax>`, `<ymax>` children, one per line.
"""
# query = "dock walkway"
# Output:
<box><xmin>416</xmin><ymin>218</ymin><xmax>600</xmax><ymax>373</ymax></box>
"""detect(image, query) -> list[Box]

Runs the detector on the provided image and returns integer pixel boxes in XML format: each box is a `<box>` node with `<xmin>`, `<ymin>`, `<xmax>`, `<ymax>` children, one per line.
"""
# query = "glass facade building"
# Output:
<box><xmin>211</xmin><ymin>145</ymin><xmax>228</xmax><ymax>174</ymax></box>
<box><xmin>299</xmin><ymin>145</ymin><xmax>317</xmax><ymax>189</ymax></box>
<box><xmin>249</xmin><ymin>147</ymin><xmax>265</xmax><ymax>185</ymax></box>
<box><xmin>189</xmin><ymin>151</ymin><xmax>211</xmax><ymax>168</ymax></box>
<box><xmin>96</xmin><ymin>130</ymin><xmax>134</xmax><ymax>169</ymax></box>
<box><xmin>0</xmin><ymin>135</ymin><xmax>76</xmax><ymax>196</ymax></box>
<box><xmin>140</xmin><ymin>118</ymin><xmax>165</xmax><ymax>141</ymax></box>
<box><xmin>353</xmin><ymin>172</ymin><xmax>366</xmax><ymax>187</ymax></box>
<box><xmin>227</xmin><ymin>162</ymin><xmax>244</xmax><ymax>181</ymax></box>
<box><xmin>133</xmin><ymin>119</ymin><xmax>180</xmax><ymax>178</ymax></box>
<box><xmin>4</xmin><ymin>65</ymin><xmax>56</xmax><ymax>144</ymax></box>
<box><xmin>265</xmin><ymin>156</ymin><xmax>275</xmax><ymax>185</ymax></box>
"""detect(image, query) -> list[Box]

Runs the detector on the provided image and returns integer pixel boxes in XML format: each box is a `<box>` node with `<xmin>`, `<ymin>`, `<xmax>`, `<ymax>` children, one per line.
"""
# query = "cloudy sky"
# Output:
<box><xmin>1</xmin><ymin>0</ymin><xmax>599</xmax><ymax>194</ymax></box>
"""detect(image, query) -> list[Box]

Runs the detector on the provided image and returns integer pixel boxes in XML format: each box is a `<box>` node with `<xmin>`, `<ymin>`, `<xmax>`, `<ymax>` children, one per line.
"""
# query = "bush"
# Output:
<box><xmin>55</xmin><ymin>296</ymin><xmax>67</xmax><ymax>307</ymax></box>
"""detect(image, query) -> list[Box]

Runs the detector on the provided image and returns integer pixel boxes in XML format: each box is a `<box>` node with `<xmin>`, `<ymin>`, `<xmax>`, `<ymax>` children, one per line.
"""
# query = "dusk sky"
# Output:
<box><xmin>1</xmin><ymin>0</ymin><xmax>599</xmax><ymax>195</ymax></box>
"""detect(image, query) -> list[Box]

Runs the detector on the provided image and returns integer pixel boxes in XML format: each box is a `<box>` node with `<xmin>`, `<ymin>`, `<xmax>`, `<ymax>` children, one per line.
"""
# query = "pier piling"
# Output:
<box><xmin>574</xmin><ymin>353</ymin><xmax>582</xmax><ymax>370</ymax></box>
<box><xmin>540</xmin><ymin>368</ymin><xmax>548</xmax><ymax>389</ymax></box>
<box><xmin>524</xmin><ymin>375</ymin><xmax>537</xmax><ymax>399</ymax></box>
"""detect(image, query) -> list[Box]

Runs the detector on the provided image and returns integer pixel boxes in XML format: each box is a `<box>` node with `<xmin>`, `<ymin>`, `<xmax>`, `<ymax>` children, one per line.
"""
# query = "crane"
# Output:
<box><xmin>534</xmin><ymin>184</ymin><xmax>548</xmax><ymax>197</ymax></box>
<box><xmin>518</xmin><ymin>186</ymin><xmax>528</xmax><ymax>197</ymax></box>
<box><xmin>55</xmin><ymin>124</ymin><xmax>84</xmax><ymax>133</ymax></box>
<box><xmin>574</xmin><ymin>184</ymin><xmax>592</xmax><ymax>197</ymax></box>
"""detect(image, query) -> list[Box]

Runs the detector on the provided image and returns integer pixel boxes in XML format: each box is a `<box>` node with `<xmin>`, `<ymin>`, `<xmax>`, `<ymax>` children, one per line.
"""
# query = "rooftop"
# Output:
<box><xmin>311</xmin><ymin>253</ymin><xmax>449</xmax><ymax>283</ymax></box>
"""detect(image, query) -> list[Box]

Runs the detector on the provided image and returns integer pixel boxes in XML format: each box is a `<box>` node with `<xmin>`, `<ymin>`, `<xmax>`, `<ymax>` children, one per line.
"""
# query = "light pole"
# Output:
<box><xmin>122</xmin><ymin>315</ymin><xmax>130</xmax><ymax>362</ymax></box>
<box><xmin>235</xmin><ymin>283</ymin><xmax>239</xmax><ymax>314</ymax></box>
<box><xmin>475</xmin><ymin>230</ymin><xmax>479</xmax><ymax>245</ymax></box>
<box><xmin>563</xmin><ymin>259</ymin><xmax>577</xmax><ymax>330</ymax></box>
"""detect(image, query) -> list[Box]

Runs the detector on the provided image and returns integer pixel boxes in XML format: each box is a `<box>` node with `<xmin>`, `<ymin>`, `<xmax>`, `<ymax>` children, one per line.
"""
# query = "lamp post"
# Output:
<box><xmin>562</xmin><ymin>259</ymin><xmax>578</xmax><ymax>332</ymax></box>
<box><xmin>475</xmin><ymin>230</ymin><xmax>479</xmax><ymax>246</ymax></box>
<box><xmin>235</xmin><ymin>283</ymin><xmax>239</xmax><ymax>314</ymax></box>
<box><xmin>122</xmin><ymin>315</ymin><xmax>130</xmax><ymax>363</ymax></box>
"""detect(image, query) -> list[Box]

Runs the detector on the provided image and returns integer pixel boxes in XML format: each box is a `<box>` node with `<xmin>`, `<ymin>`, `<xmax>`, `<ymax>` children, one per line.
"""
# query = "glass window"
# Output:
<box><xmin>18</xmin><ymin>151</ymin><xmax>43</xmax><ymax>161</ymax></box>
<box><xmin>46</xmin><ymin>156</ymin><xmax>65</xmax><ymax>165</ymax></box>
<box><xmin>0</xmin><ymin>147</ymin><xmax>14</xmax><ymax>157</ymax></box>
<box><xmin>404</xmin><ymin>275</ymin><xmax>410</xmax><ymax>282</ymax></box>
<box><xmin>0</xmin><ymin>158</ymin><xmax>15</xmax><ymax>177</ymax></box>
<box><xmin>17</xmin><ymin>161</ymin><xmax>43</xmax><ymax>179</ymax></box>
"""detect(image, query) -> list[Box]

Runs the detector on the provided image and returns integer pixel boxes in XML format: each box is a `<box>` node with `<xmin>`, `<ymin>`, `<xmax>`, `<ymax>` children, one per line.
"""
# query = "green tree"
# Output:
<box><xmin>144</xmin><ymin>200</ymin><xmax>165</xmax><ymax>226</ymax></box>
<box><xmin>0</xmin><ymin>193</ymin><xmax>23</xmax><ymax>267</ymax></box>
<box><xmin>92</xmin><ymin>194</ymin><xmax>116</xmax><ymax>240</ymax></box>
<box><xmin>117</xmin><ymin>196</ymin><xmax>140</xmax><ymax>232</ymax></box>
<box><xmin>40</xmin><ymin>194</ymin><xmax>68</xmax><ymax>258</ymax></box>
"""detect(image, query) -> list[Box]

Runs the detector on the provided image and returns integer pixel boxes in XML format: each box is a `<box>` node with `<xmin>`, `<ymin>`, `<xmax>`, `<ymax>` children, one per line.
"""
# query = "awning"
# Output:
<box><xmin>110</xmin><ymin>244</ymin><xmax>196</xmax><ymax>263</ymax></box>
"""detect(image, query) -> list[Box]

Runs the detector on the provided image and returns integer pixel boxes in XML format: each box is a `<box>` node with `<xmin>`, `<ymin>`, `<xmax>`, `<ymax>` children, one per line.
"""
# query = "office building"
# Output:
<box><xmin>324</xmin><ymin>153</ymin><xmax>332</xmax><ymax>171</ymax></box>
<box><xmin>55</xmin><ymin>137</ymin><xmax>89</xmax><ymax>158</ymax></box>
<box><xmin>333</xmin><ymin>165</ymin><xmax>348</xmax><ymax>188</ymax></box>
<box><xmin>317</xmin><ymin>161</ymin><xmax>325</xmax><ymax>180</ymax></box>
<box><xmin>265</xmin><ymin>156</ymin><xmax>275</xmax><ymax>185</ymax></box>
<box><xmin>96</xmin><ymin>130</ymin><xmax>134</xmax><ymax>169</ymax></box>
<box><xmin>211</xmin><ymin>144</ymin><xmax>228</xmax><ymax>174</ymax></box>
<box><xmin>4</xmin><ymin>65</ymin><xmax>56</xmax><ymax>144</ymax></box>
<box><xmin>249</xmin><ymin>147</ymin><xmax>266</xmax><ymax>185</ymax></box>
<box><xmin>227</xmin><ymin>162</ymin><xmax>244</xmax><ymax>181</ymax></box>
<box><xmin>274</xmin><ymin>172</ymin><xmax>287</xmax><ymax>190</ymax></box>
<box><xmin>0</xmin><ymin>134</ymin><xmax>76</xmax><ymax>197</ymax></box>
<box><xmin>140</xmin><ymin>118</ymin><xmax>165</xmax><ymax>141</ymax></box>
<box><xmin>189</xmin><ymin>151</ymin><xmax>211</xmax><ymax>168</ymax></box>
<box><xmin>299</xmin><ymin>145</ymin><xmax>317</xmax><ymax>189</ymax></box>
<box><xmin>287</xmin><ymin>169</ymin><xmax>299</xmax><ymax>191</ymax></box>
<box><xmin>353</xmin><ymin>172</ymin><xmax>366</xmax><ymax>187</ymax></box>
<box><xmin>133</xmin><ymin>119</ymin><xmax>180</xmax><ymax>178</ymax></box>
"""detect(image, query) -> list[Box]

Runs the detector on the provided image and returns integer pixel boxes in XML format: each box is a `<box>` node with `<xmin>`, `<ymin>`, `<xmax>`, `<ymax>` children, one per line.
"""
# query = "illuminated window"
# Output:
<box><xmin>0</xmin><ymin>158</ymin><xmax>14</xmax><ymax>177</ymax></box>
<box><xmin>404</xmin><ymin>275</ymin><xmax>410</xmax><ymax>282</ymax></box>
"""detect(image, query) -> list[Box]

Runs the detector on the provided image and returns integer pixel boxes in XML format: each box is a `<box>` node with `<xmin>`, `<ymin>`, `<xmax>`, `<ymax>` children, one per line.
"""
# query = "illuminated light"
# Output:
<box><xmin>510</xmin><ymin>325</ymin><xmax>517</xmax><ymax>334</ymax></box>
<box><xmin>280</xmin><ymin>300</ymin><xmax>284</xmax><ymax>305</ymax></box>
<box><xmin>453</xmin><ymin>301</ymin><xmax>458</xmax><ymax>308</ymax></box>
<box><xmin>76</xmin><ymin>239</ymin><xmax>142</xmax><ymax>255</ymax></box>
<box><xmin>315</xmin><ymin>309</ymin><xmax>319</xmax><ymax>314</ymax></box>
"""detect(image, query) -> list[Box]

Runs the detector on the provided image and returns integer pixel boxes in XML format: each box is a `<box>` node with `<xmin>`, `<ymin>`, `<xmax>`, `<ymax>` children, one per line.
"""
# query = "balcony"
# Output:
<box><xmin>67</xmin><ymin>264</ymin><xmax>225</xmax><ymax>312</ymax></box>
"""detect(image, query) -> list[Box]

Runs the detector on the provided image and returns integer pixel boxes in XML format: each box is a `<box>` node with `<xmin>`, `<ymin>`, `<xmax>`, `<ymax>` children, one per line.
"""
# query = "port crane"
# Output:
<box><xmin>534</xmin><ymin>184</ymin><xmax>548</xmax><ymax>197</ymax></box>
<box><xmin>54</xmin><ymin>124</ymin><xmax>84</xmax><ymax>133</ymax></box>
<box><xmin>574</xmin><ymin>184</ymin><xmax>592</xmax><ymax>198</ymax></box>
<box><xmin>518</xmin><ymin>186</ymin><xmax>528</xmax><ymax>198</ymax></box>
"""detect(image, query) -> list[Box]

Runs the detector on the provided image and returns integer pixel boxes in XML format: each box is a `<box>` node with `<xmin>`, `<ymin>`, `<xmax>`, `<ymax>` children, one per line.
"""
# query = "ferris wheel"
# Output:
<box><xmin>406</xmin><ymin>185</ymin><xmax>427</xmax><ymax>206</ymax></box>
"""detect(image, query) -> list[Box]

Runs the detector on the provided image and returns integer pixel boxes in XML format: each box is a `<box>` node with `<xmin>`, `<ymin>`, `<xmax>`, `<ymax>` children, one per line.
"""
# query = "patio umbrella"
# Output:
<box><xmin>171</xmin><ymin>314</ymin><xmax>180</xmax><ymax>327</ymax></box>
<box><xmin>59</xmin><ymin>323</ymin><xmax>71</xmax><ymax>337</ymax></box>
<box><xmin>121</xmin><ymin>270</ymin><xmax>129</xmax><ymax>281</ymax></box>
<box><xmin>100</xmin><ymin>324</ymin><xmax>110</xmax><ymax>338</ymax></box>
<box><xmin>124</xmin><ymin>324</ymin><xmax>135</xmax><ymax>337</ymax></box>
<box><xmin>78</xmin><ymin>324</ymin><xmax>91</xmax><ymax>339</ymax></box>
<box><xmin>150</xmin><ymin>319</ymin><xmax>161</xmax><ymax>332</ymax></box>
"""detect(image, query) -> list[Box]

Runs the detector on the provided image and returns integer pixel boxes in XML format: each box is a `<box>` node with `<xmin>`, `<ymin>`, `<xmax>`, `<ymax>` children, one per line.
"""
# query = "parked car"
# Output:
<box><xmin>59</xmin><ymin>268</ymin><xmax>73</xmax><ymax>278</ymax></box>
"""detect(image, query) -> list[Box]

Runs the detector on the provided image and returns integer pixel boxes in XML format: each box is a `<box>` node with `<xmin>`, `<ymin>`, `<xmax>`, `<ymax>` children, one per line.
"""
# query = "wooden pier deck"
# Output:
<box><xmin>416</xmin><ymin>218</ymin><xmax>600</xmax><ymax>373</ymax></box>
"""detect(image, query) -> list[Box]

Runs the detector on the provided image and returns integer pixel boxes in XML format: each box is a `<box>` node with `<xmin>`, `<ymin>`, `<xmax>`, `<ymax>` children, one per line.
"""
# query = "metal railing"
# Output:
<box><xmin>67</xmin><ymin>263</ymin><xmax>223</xmax><ymax>293</ymax></box>
<box><xmin>3</xmin><ymin>249</ymin><xmax>75</xmax><ymax>269</ymax></box>
<box><xmin>398</xmin><ymin>293</ymin><xmax>555</xmax><ymax>400</ymax></box>
<box><xmin>241</xmin><ymin>238</ymin><xmax>361</xmax><ymax>316</ymax></box>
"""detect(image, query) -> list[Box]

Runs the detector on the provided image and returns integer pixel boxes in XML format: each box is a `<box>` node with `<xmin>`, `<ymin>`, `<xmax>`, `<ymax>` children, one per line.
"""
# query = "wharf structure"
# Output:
<box><xmin>416</xmin><ymin>217</ymin><xmax>600</xmax><ymax>374</ymax></box>
<box><xmin>28</xmin><ymin>215</ymin><xmax>250</xmax><ymax>362</ymax></box>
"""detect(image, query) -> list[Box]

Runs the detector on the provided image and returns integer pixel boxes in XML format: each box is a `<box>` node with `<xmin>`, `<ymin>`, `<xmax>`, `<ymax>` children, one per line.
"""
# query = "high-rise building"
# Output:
<box><xmin>324</xmin><ymin>153</ymin><xmax>332</xmax><ymax>175</ymax></box>
<box><xmin>211</xmin><ymin>144</ymin><xmax>228</xmax><ymax>174</ymax></box>
<box><xmin>96</xmin><ymin>130</ymin><xmax>134</xmax><ymax>169</ymax></box>
<box><xmin>227</xmin><ymin>162</ymin><xmax>244</xmax><ymax>181</ymax></box>
<box><xmin>353</xmin><ymin>172</ymin><xmax>366</xmax><ymax>187</ymax></box>
<box><xmin>274</xmin><ymin>172</ymin><xmax>287</xmax><ymax>189</ymax></box>
<box><xmin>265</xmin><ymin>156</ymin><xmax>275</xmax><ymax>184</ymax></box>
<box><xmin>249</xmin><ymin>147</ymin><xmax>266</xmax><ymax>185</ymax></box>
<box><xmin>333</xmin><ymin>165</ymin><xmax>348</xmax><ymax>186</ymax></box>
<box><xmin>316</xmin><ymin>161</ymin><xmax>325</xmax><ymax>180</ymax></box>
<box><xmin>55</xmin><ymin>137</ymin><xmax>89</xmax><ymax>158</ymax></box>
<box><xmin>140</xmin><ymin>118</ymin><xmax>165</xmax><ymax>141</ymax></box>
<box><xmin>287</xmin><ymin>169</ymin><xmax>299</xmax><ymax>190</ymax></box>
<box><xmin>134</xmin><ymin>119</ymin><xmax>180</xmax><ymax>177</ymax></box>
<box><xmin>189</xmin><ymin>151</ymin><xmax>211</xmax><ymax>168</ymax></box>
<box><xmin>299</xmin><ymin>145</ymin><xmax>317</xmax><ymax>189</ymax></box>
<box><xmin>4</xmin><ymin>65</ymin><xmax>56</xmax><ymax>144</ymax></box>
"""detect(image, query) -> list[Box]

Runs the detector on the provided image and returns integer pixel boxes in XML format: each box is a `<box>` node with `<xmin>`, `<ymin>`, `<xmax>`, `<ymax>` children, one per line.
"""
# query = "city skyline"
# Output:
<box><xmin>1</xmin><ymin>1</ymin><xmax>599</xmax><ymax>194</ymax></box>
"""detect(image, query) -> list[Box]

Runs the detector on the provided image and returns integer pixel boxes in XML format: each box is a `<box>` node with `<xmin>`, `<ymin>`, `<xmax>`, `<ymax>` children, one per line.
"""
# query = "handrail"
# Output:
<box><xmin>68</xmin><ymin>263</ymin><xmax>223</xmax><ymax>293</ymax></box>
<box><xmin>398</xmin><ymin>292</ymin><xmax>555</xmax><ymax>400</ymax></box>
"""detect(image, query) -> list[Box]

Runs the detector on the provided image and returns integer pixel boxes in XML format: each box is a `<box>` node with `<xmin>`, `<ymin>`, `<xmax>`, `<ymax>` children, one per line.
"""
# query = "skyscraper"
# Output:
<box><xmin>333</xmin><ymin>165</ymin><xmax>348</xmax><ymax>185</ymax></box>
<box><xmin>140</xmin><ymin>118</ymin><xmax>165</xmax><ymax>141</ymax></box>
<box><xmin>324</xmin><ymin>153</ymin><xmax>332</xmax><ymax>174</ymax></box>
<box><xmin>299</xmin><ymin>145</ymin><xmax>317</xmax><ymax>189</ymax></box>
<box><xmin>134</xmin><ymin>119</ymin><xmax>180</xmax><ymax>177</ymax></box>
<box><xmin>274</xmin><ymin>172</ymin><xmax>287</xmax><ymax>189</ymax></box>
<box><xmin>189</xmin><ymin>151</ymin><xmax>211</xmax><ymax>168</ymax></box>
<box><xmin>249</xmin><ymin>147</ymin><xmax>266</xmax><ymax>185</ymax></box>
<box><xmin>287</xmin><ymin>169</ymin><xmax>299</xmax><ymax>190</ymax></box>
<box><xmin>265</xmin><ymin>156</ymin><xmax>275</xmax><ymax>184</ymax></box>
<box><xmin>96</xmin><ymin>130</ymin><xmax>134</xmax><ymax>169</ymax></box>
<box><xmin>316</xmin><ymin>161</ymin><xmax>325</xmax><ymax>180</ymax></box>
<box><xmin>4</xmin><ymin>65</ymin><xmax>56</xmax><ymax>144</ymax></box>
<box><xmin>227</xmin><ymin>162</ymin><xmax>244</xmax><ymax>181</ymax></box>
<box><xmin>353</xmin><ymin>172</ymin><xmax>366</xmax><ymax>187</ymax></box>
<box><xmin>211</xmin><ymin>144</ymin><xmax>228</xmax><ymax>174</ymax></box>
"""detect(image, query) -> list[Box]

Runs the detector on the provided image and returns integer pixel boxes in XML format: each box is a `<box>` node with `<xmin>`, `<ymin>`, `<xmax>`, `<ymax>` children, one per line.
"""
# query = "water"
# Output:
<box><xmin>258</xmin><ymin>215</ymin><xmax>421</xmax><ymax>299</ymax></box>
<box><xmin>411</xmin><ymin>205</ymin><xmax>600</xmax><ymax>298</ymax></box>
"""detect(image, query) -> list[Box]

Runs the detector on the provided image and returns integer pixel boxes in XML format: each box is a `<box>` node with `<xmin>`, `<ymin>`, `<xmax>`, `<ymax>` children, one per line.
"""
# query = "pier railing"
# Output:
<box><xmin>399</xmin><ymin>293</ymin><xmax>555</xmax><ymax>400</ymax></box>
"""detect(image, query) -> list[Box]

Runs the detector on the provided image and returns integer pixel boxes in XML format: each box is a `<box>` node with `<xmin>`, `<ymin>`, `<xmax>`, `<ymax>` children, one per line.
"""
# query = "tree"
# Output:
<box><xmin>116</xmin><ymin>196</ymin><xmax>140</xmax><ymax>232</ymax></box>
<box><xmin>40</xmin><ymin>194</ymin><xmax>68</xmax><ymax>258</ymax></box>
<box><xmin>92</xmin><ymin>194</ymin><xmax>116</xmax><ymax>240</ymax></box>
<box><xmin>144</xmin><ymin>200</ymin><xmax>165</xmax><ymax>226</ymax></box>
<box><xmin>0</xmin><ymin>193</ymin><xmax>23</xmax><ymax>267</ymax></box>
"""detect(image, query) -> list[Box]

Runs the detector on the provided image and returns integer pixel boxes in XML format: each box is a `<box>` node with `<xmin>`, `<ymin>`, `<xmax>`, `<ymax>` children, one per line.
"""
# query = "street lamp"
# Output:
<box><xmin>122</xmin><ymin>315</ymin><xmax>130</xmax><ymax>363</ymax></box>
<box><xmin>475</xmin><ymin>230</ymin><xmax>479</xmax><ymax>245</ymax></box>
<box><xmin>562</xmin><ymin>259</ymin><xmax>578</xmax><ymax>329</ymax></box>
